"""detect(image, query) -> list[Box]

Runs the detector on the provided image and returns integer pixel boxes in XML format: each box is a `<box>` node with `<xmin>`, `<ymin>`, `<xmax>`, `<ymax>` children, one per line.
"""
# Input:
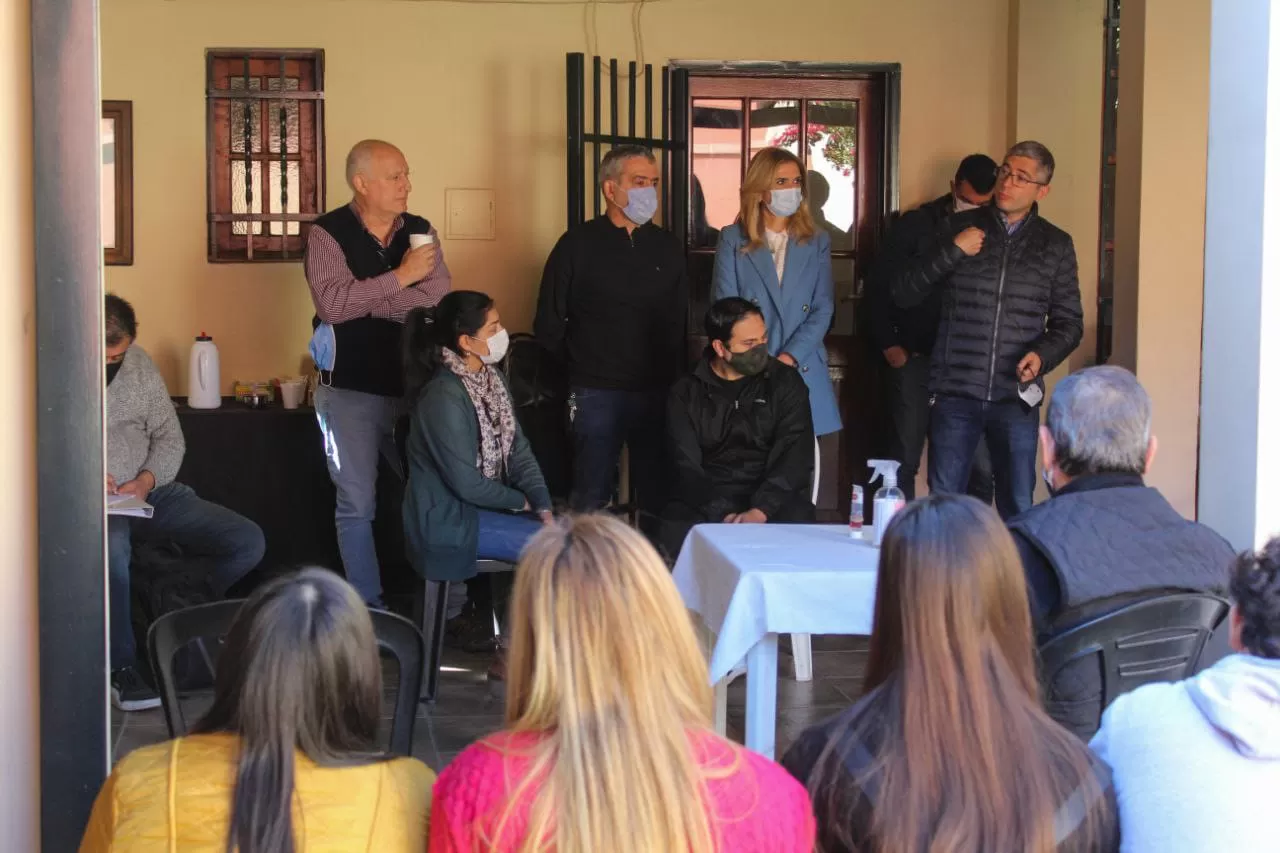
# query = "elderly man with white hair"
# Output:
<box><xmin>1007</xmin><ymin>365</ymin><xmax>1235</xmax><ymax>738</ymax></box>
<box><xmin>304</xmin><ymin>139</ymin><xmax>451</xmax><ymax>607</ymax></box>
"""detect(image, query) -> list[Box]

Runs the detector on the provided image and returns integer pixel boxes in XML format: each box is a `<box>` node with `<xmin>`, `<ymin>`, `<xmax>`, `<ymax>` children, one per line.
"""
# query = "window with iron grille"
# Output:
<box><xmin>206</xmin><ymin>50</ymin><xmax>325</xmax><ymax>262</ymax></box>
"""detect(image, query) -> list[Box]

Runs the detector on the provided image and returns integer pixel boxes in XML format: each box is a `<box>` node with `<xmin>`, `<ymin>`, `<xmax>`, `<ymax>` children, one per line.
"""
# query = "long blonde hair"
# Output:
<box><xmin>738</xmin><ymin>146</ymin><xmax>817</xmax><ymax>253</ymax></box>
<box><xmin>493</xmin><ymin>513</ymin><xmax>721</xmax><ymax>853</ymax></box>
<box><xmin>808</xmin><ymin>495</ymin><xmax>1110</xmax><ymax>853</ymax></box>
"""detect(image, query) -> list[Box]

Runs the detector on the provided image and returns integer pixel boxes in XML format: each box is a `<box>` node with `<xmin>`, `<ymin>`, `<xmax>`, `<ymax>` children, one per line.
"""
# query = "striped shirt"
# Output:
<box><xmin>304</xmin><ymin>205</ymin><xmax>452</xmax><ymax>324</ymax></box>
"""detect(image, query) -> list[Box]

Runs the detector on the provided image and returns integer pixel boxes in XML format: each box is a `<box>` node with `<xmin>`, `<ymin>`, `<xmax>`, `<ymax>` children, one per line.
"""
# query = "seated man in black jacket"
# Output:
<box><xmin>660</xmin><ymin>297</ymin><xmax>816</xmax><ymax>559</ymax></box>
<box><xmin>1008</xmin><ymin>366</ymin><xmax>1235</xmax><ymax>739</ymax></box>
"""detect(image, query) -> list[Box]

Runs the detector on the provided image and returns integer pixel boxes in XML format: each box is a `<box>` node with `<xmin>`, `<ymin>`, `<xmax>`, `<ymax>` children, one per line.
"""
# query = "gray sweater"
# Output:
<box><xmin>107</xmin><ymin>346</ymin><xmax>185</xmax><ymax>487</ymax></box>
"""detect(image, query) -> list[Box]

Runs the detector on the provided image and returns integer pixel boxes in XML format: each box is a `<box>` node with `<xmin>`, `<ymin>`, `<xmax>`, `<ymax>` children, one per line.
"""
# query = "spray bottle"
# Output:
<box><xmin>867</xmin><ymin>459</ymin><xmax>906</xmax><ymax>547</ymax></box>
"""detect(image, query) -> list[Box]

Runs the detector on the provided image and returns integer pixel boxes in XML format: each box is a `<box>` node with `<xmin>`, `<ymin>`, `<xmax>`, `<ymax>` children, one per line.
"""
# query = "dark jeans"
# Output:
<box><xmin>881</xmin><ymin>354</ymin><xmax>996</xmax><ymax>503</ymax></box>
<box><xmin>568</xmin><ymin>386</ymin><xmax>668</xmax><ymax>526</ymax></box>
<box><xmin>107</xmin><ymin>482</ymin><xmax>265</xmax><ymax>671</ymax></box>
<box><xmin>928</xmin><ymin>394</ymin><xmax>1039</xmax><ymax>519</ymax></box>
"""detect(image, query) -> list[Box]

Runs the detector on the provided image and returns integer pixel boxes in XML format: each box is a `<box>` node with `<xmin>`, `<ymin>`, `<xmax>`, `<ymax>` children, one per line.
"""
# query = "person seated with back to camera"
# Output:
<box><xmin>80</xmin><ymin>569</ymin><xmax>435</xmax><ymax>852</ymax></box>
<box><xmin>659</xmin><ymin>296</ymin><xmax>815</xmax><ymax>559</ymax></box>
<box><xmin>401</xmin><ymin>290</ymin><xmax>554</xmax><ymax>681</ymax></box>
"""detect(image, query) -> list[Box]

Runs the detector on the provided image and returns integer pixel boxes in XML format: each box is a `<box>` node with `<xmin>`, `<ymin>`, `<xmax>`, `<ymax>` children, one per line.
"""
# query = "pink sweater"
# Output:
<box><xmin>429</xmin><ymin>730</ymin><xmax>816</xmax><ymax>852</ymax></box>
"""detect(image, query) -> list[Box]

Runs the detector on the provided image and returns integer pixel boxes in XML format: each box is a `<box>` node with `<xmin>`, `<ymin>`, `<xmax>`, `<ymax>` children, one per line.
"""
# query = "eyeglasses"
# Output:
<box><xmin>996</xmin><ymin>165</ymin><xmax>1048</xmax><ymax>188</ymax></box>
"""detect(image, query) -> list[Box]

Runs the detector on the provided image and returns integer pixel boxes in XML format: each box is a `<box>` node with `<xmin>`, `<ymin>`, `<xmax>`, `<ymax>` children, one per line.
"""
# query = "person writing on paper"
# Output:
<box><xmin>305</xmin><ymin>139</ymin><xmax>451</xmax><ymax>609</ymax></box>
<box><xmin>104</xmin><ymin>294</ymin><xmax>264</xmax><ymax>712</ymax></box>
<box><xmin>660</xmin><ymin>297</ymin><xmax>815</xmax><ymax>559</ymax></box>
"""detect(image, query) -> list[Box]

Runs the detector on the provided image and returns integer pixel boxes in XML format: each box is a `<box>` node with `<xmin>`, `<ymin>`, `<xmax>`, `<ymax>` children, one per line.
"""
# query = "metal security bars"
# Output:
<box><xmin>205</xmin><ymin>49</ymin><xmax>326</xmax><ymax>262</ymax></box>
<box><xmin>565</xmin><ymin>53</ymin><xmax>689</xmax><ymax>246</ymax></box>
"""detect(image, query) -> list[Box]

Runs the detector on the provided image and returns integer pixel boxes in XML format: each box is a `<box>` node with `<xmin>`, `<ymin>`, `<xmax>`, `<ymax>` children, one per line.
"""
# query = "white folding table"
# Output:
<box><xmin>673</xmin><ymin>523</ymin><xmax>879</xmax><ymax>759</ymax></box>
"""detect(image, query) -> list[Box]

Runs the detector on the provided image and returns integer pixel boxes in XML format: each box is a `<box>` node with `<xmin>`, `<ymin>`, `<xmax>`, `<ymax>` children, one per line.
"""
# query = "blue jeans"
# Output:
<box><xmin>569</xmin><ymin>387</ymin><xmax>667</xmax><ymax>526</ymax></box>
<box><xmin>315</xmin><ymin>385</ymin><xmax>401</xmax><ymax>604</ymax></box>
<box><xmin>477</xmin><ymin>510</ymin><xmax>544</xmax><ymax>562</ymax></box>
<box><xmin>108</xmin><ymin>482</ymin><xmax>265</xmax><ymax>670</ymax></box>
<box><xmin>928</xmin><ymin>394</ymin><xmax>1040</xmax><ymax>519</ymax></box>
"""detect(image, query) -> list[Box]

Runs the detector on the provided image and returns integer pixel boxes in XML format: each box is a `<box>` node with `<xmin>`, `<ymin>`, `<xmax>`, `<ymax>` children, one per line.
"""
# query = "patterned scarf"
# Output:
<box><xmin>440</xmin><ymin>347</ymin><xmax>516</xmax><ymax>480</ymax></box>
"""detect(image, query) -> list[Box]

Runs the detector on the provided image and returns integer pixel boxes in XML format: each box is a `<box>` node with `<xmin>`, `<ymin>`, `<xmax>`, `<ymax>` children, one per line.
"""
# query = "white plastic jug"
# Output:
<box><xmin>187</xmin><ymin>333</ymin><xmax>221</xmax><ymax>409</ymax></box>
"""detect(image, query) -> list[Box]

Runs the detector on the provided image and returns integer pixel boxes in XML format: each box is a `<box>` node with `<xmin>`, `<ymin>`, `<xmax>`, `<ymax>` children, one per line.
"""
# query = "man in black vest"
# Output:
<box><xmin>1008</xmin><ymin>366</ymin><xmax>1235</xmax><ymax>737</ymax></box>
<box><xmin>304</xmin><ymin>139</ymin><xmax>451</xmax><ymax>606</ymax></box>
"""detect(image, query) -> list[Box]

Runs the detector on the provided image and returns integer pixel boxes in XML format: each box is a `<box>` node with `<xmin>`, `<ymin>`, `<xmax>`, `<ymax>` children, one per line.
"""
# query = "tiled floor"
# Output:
<box><xmin>112</xmin><ymin>635</ymin><xmax>869</xmax><ymax>770</ymax></box>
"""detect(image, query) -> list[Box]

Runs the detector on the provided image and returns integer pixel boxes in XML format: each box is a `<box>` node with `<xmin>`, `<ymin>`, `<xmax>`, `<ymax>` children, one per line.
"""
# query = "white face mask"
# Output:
<box><xmin>953</xmin><ymin>195</ymin><xmax>981</xmax><ymax>213</ymax></box>
<box><xmin>475</xmin><ymin>327</ymin><xmax>510</xmax><ymax>365</ymax></box>
<box><xmin>767</xmin><ymin>187</ymin><xmax>804</xmax><ymax>218</ymax></box>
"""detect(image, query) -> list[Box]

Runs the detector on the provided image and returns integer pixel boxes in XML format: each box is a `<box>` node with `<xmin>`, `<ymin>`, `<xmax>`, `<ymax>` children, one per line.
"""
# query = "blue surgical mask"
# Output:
<box><xmin>622</xmin><ymin>185</ymin><xmax>659</xmax><ymax>226</ymax></box>
<box><xmin>767</xmin><ymin>187</ymin><xmax>804</xmax><ymax>218</ymax></box>
<box><xmin>309</xmin><ymin>322</ymin><xmax>336</xmax><ymax>373</ymax></box>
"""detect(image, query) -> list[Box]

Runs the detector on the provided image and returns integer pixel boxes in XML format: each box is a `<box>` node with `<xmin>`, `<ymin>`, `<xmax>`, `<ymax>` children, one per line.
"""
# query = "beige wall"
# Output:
<box><xmin>1111</xmin><ymin>0</ymin><xmax>1210</xmax><ymax>517</ymax></box>
<box><xmin>0</xmin><ymin>0</ymin><xmax>41</xmax><ymax>849</ymax></box>
<box><xmin>101</xmin><ymin>0</ymin><xmax>1011</xmax><ymax>392</ymax></box>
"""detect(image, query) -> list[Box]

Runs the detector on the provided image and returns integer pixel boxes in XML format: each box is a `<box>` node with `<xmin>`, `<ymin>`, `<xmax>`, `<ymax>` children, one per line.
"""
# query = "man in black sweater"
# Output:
<box><xmin>661</xmin><ymin>298</ymin><xmax>814</xmax><ymax>558</ymax></box>
<box><xmin>865</xmin><ymin>154</ymin><xmax>997</xmax><ymax>500</ymax></box>
<box><xmin>891</xmin><ymin>141</ymin><xmax>1083</xmax><ymax>518</ymax></box>
<box><xmin>535</xmin><ymin>145</ymin><xmax>689</xmax><ymax>530</ymax></box>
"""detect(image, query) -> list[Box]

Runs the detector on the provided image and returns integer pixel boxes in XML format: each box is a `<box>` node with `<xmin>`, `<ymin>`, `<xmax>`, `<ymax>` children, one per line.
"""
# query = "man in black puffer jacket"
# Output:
<box><xmin>661</xmin><ymin>297</ymin><xmax>815</xmax><ymax>559</ymax></box>
<box><xmin>891</xmin><ymin>141</ymin><xmax>1083</xmax><ymax>518</ymax></box>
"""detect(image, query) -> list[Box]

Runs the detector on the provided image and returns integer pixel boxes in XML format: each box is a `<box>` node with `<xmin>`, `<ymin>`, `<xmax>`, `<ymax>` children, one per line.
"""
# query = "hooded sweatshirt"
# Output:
<box><xmin>1090</xmin><ymin>653</ymin><xmax>1280</xmax><ymax>853</ymax></box>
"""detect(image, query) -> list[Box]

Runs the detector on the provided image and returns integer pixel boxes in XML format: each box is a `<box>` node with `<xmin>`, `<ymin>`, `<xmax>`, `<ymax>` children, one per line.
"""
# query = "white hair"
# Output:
<box><xmin>345</xmin><ymin>139</ymin><xmax>397</xmax><ymax>190</ymax></box>
<box><xmin>1046</xmin><ymin>366</ymin><xmax>1152</xmax><ymax>477</ymax></box>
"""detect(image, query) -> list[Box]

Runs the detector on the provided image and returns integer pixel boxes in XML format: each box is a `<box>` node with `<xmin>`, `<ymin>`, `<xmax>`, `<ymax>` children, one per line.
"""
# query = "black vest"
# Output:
<box><xmin>311</xmin><ymin>205</ymin><xmax>431</xmax><ymax>397</ymax></box>
<box><xmin>1008</xmin><ymin>482</ymin><xmax>1234</xmax><ymax>613</ymax></box>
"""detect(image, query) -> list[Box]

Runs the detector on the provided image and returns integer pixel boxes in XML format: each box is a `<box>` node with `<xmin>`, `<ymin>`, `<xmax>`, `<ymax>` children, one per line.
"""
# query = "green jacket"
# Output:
<box><xmin>402</xmin><ymin>370</ymin><xmax>551</xmax><ymax>582</ymax></box>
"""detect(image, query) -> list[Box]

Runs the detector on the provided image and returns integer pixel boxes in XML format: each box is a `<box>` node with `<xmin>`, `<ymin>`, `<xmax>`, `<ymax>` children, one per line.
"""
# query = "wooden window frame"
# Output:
<box><xmin>102</xmin><ymin>100</ymin><xmax>133</xmax><ymax>266</ymax></box>
<box><xmin>205</xmin><ymin>49</ymin><xmax>325</xmax><ymax>263</ymax></box>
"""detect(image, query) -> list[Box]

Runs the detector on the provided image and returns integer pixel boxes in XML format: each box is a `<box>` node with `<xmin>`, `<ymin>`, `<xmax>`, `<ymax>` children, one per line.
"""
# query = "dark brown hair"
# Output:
<box><xmin>807</xmin><ymin>495</ymin><xmax>1108</xmax><ymax>853</ymax></box>
<box><xmin>1230</xmin><ymin>538</ymin><xmax>1280</xmax><ymax>659</ymax></box>
<box><xmin>192</xmin><ymin>568</ymin><xmax>388</xmax><ymax>853</ymax></box>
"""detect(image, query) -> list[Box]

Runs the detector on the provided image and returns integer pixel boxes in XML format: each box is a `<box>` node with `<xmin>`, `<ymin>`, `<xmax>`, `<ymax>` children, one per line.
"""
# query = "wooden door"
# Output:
<box><xmin>683</xmin><ymin>75</ymin><xmax>887</xmax><ymax>520</ymax></box>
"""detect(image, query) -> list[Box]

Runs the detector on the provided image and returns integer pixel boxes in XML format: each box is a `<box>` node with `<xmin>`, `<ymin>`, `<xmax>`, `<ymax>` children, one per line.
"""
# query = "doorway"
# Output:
<box><xmin>680</xmin><ymin>67</ymin><xmax>898</xmax><ymax>519</ymax></box>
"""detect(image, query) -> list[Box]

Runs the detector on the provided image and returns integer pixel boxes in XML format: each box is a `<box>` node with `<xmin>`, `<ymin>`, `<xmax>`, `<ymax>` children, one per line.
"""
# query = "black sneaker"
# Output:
<box><xmin>111</xmin><ymin>666</ymin><xmax>161</xmax><ymax>712</ymax></box>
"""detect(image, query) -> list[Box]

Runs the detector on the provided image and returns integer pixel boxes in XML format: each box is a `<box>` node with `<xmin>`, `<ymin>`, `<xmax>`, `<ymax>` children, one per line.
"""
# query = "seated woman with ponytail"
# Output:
<box><xmin>79</xmin><ymin>569</ymin><xmax>434</xmax><ymax>852</ymax></box>
<box><xmin>401</xmin><ymin>291</ymin><xmax>552</xmax><ymax>677</ymax></box>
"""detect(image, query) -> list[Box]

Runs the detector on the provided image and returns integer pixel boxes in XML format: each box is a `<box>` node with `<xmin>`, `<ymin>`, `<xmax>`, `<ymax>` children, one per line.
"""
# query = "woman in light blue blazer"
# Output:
<box><xmin>712</xmin><ymin>147</ymin><xmax>841</xmax><ymax>438</ymax></box>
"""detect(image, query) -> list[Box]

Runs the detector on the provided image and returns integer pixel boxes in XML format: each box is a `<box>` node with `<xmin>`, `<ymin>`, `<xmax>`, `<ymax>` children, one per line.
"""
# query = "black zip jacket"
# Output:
<box><xmin>534</xmin><ymin>216</ymin><xmax>689</xmax><ymax>391</ymax></box>
<box><xmin>667</xmin><ymin>356</ymin><xmax>814</xmax><ymax>520</ymax></box>
<box><xmin>862</xmin><ymin>194</ymin><xmax>952</xmax><ymax>355</ymax></box>
<box><xmin>890</xmin><ymin>204</ymin><xmax>1083</xmax><ymax>403</ymax></box>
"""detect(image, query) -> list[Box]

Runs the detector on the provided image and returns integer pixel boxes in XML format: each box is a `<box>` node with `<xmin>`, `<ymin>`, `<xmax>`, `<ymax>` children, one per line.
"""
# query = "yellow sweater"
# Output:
<box><xmin>79</xmin><ymin>733</ymin><xmax>435</xmax><ymax>852</ymax></box>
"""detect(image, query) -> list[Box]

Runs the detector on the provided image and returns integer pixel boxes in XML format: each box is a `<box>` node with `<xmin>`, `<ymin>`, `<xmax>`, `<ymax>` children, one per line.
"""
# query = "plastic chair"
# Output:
<box><xmin>416</xmin><ymin>560</ymin><xmax>515</xmax><ymax>703</ymax></box>
<box><xmin>1037</xmin><ymin>592</ymin><xmax>1229</xmax><ymax>735</ymax></box>
<box><xmin>147</xmin><ymin>598</ymin><xmax>425</xmax><ymax>756</ymax></box>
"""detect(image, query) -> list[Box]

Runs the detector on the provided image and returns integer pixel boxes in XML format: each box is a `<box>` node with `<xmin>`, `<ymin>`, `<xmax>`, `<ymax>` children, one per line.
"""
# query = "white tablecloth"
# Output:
<box><xmin>673</xmin><ymin>523</ymin><xmax>880</xmax><ymax>683</ymax></box>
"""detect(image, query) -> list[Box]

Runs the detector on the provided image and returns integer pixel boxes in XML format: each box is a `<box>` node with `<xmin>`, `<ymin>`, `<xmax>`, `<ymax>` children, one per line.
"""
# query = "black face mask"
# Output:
<box><xmin>724</xmin><ymin>343</ymin><xmax>770</xmax><ymax>377</ymax></box>
<box><xmin>106</xmin><ymin>361</ymin><xmax>123</xmax><ymax>386</ymax></box>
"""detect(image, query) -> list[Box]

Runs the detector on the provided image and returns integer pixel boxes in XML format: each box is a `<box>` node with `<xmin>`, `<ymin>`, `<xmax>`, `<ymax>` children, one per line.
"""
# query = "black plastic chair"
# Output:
<box><xmin>147</xmin><ymin>599</ymin><xmax>425</xmax><ymax>756</ymax></box>
<box><xmin>414</xmin><ymin>560</ymin><xmax>514</xmax><ymax>702</ymax></box>
<box><xmin>1038</xmin><ymin>592</ymin><xmax>1229</xmax><ymax>736</ymax></box>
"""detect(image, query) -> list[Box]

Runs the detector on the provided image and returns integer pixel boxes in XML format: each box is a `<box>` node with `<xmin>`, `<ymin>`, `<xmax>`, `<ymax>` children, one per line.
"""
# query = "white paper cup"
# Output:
<box><xmin>280</xmin><ymin>380</ymin><xmax>306</xmax><ymax>409</ymax></box>
<box><xmin>408</xmin><ymin>234</ymin><xmax>435</xmax><ymax>250</ymax></box>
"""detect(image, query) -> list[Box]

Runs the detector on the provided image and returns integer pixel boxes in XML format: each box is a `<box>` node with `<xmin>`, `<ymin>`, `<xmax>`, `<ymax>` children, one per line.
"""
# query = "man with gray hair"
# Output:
<box><xmin>535</xmin><ymin>145</ymin><xmax>688</xmax><ymax>535</ymax></box>
<box><xmin>304</xmin><ymin>139</ymin><xmax>451</xmax><ymax>606</ymax></box>
<box><xmin>893</xmin><ymin>140</ymin><xmax>1084</xmax><ymax>519</ymax></box>
<box><xmin>1007</xmin><ymin>365</ymin><xmax>1234</xmax><ymax>738</ymax></box>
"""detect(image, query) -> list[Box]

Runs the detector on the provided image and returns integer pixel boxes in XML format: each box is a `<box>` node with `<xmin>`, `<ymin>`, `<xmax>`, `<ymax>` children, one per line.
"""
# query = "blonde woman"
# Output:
<box><xmin>712</xmin><ymin>147</ymin><xmax>841</xmax><ymax>440</ymax></box>
<box><xmin>428</xmin><ymin>513</ymin><xmax>816</xmax><ymax>852</ymax></box>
